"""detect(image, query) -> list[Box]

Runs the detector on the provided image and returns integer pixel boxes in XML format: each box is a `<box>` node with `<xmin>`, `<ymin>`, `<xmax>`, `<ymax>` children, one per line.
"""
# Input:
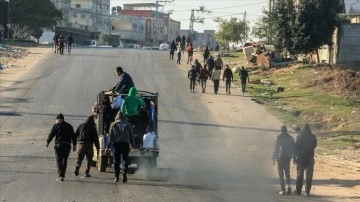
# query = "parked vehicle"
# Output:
<box><xmin>92</xmin><ymin>90</ymin><xmax>159</xmax><ymax>172</ymax></box>
<box><xmin>159</xmin><ymin>43</ymin><xmax>169</xmax><ymax>50</ymax></box>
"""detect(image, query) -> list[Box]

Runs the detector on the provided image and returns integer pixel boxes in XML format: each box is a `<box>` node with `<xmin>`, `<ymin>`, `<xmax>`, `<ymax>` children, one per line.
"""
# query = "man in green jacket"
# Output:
<box><xmin>121</xmin><ymin>87</ymin><xmax>145</xmax><ymax>147</ymax></box>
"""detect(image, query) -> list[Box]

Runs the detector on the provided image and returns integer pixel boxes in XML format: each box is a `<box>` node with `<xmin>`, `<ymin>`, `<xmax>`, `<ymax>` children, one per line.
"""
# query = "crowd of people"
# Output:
<box><xmin>53</xmin><ymin>33</ymin><xmax>74</xmax><ymax>55</ymax></box>
<box><xmin>45</xmin><ymin>40</ymin><xmax>318</xmax><ymax>197</ymax></box>
<box><xmin>46</xmin><ymin>66</ymin><xmax>148</xmax><ymax>183</ymax></box>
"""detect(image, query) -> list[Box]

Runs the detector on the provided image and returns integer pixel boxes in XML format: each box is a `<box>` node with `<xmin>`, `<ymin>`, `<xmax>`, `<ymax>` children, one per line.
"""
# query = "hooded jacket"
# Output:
<box><xmin>294</xmin><ymin>124</ymin><xmax>317</xmax><ymax>162</ymax></box>
<box><xmin>75</xmin><ymin>115</ymin><xmax>100</xmax><ymax>150</ymax></box>
<box><xmin>121</xmin><ymin>87</ymin><xmax>145</xmax><ymax>116</ymax></box>
<box><xmin>108</xmin><ymin>112</ymin><xmax>134</xmax><ymax>146</ymax></box>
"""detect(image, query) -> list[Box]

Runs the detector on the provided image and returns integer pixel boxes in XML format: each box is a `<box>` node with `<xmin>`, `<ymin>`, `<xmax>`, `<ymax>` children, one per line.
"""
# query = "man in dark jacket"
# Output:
<box><xmin>188</xmin><ymin>65</ymin><xmax>197</xmax><ymax>93</ymax></box>
<box><xmin>223</xmin><ymin>65</ymin><xmax>233</xmax><ymax>95</ymax></box>
<box><xmin>46</xmin><ymin>113</ymin><xmax>76</xmax><ymax>181</ymax></box>
<box><xmin>74</xmin><ymin>115</ymin><xmax>100</xmax><ymax>177</ymax></box>
<box><xmin>58</xmin><ymin>34</ymin><xmax>65</xmax><ymax>55</ymax></box>
<box><xmin>112</xmin><ymin>66</ymin><xmax>135</xmax><ymax>94</ymax></box>
<box><xmin>107</xmin><ymin>111</ymin><xmax>134</xmax><ymax>183</ymax></box>
<box><xmin>294</xmin><ymin>123</ymin><xmax>317</xmax><ymax>196</ymax></box>
<box><xmin>273</xmin><ymin>125</ymin><xmax>295</xmax><ymax>195</ymax></box>
<box><xmin>239</xmin><ymin>66</ymin><xmax>249</xmax><ymax>94</ymax></box>
<box><xmin>206</xmin><ymin>55</ymin><xmax>215</xmax><ymax>79</ymax></box>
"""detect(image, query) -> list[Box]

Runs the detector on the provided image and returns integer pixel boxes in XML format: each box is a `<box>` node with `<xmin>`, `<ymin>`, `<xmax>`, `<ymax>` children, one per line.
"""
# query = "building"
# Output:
<box><xmin>112</xmin><ymin>3</ymin><xmax>180</xmax><ymax>46</ymax></box>
<box><xmin>180</xmin><ymin>30</ymin><xmax>217</xmax><ymax>51</ymax></box>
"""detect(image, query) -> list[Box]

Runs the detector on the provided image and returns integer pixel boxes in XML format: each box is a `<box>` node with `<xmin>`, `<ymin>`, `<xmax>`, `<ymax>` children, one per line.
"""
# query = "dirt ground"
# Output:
<box><xmin>1</xmin><ymin>47</ymin><xmax>359</xmax><ymax>200</ymax></box>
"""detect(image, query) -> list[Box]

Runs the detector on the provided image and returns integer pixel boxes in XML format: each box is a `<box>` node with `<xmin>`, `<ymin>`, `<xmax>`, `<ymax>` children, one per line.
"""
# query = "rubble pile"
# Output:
<box><xmin>0</xmin><ymin>44</ymin><xmax>28</xmax><ymax>69</ymax></box>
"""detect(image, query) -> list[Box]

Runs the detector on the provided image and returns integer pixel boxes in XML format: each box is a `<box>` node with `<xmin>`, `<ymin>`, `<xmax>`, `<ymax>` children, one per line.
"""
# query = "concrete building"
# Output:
<box><xmin>180</xmin><ymin>30</ymin><xmax>217</xmax><ymax>51</ymax></box>
<box><xmin>112</xmin><ymin>3</ymin><xmax>180</xmax><ymax>46</ymax></box>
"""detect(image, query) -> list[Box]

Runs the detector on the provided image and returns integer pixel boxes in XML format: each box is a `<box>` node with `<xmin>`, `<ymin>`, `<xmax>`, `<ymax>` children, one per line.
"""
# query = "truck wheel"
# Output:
<box><xmin>98</xmin><ymin>155</ymin><xmax>108</xmax><ymax>172</ymax></box>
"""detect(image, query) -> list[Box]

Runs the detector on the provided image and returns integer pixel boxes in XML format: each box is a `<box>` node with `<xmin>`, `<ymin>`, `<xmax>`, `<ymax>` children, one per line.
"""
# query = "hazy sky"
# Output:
<box><xmin>110</xmin><ymin>0</ymin><xmax>268</xmax><ymax>32</ymax></box>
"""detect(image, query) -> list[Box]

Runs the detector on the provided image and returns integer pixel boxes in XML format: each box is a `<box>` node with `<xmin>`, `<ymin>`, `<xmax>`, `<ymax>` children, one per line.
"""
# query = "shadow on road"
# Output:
<box><xmin>159</xmin><ymin>119</ymin><xmax>279</xmax><ymax>133</ymax></box>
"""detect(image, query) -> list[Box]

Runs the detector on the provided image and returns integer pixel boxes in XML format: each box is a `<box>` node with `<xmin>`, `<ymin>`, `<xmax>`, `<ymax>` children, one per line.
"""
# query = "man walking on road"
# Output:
<box><xmin>211</xmin><ymin>66</ymin><xmax>221</xmax><ymax>94</ymax></box>
<box><xmin>188</xmin><ymin>65</ymin><xmax>197</xmax><ymax>93</ymax></box>
<box><xmin>273</xmin><ymin>125</ymin><xmax>295</xmax><ymax>195</ymax></box>
<box><xmin>239</xmin><ymin>66</ymin><xmax>250</xmax><ymax>94</ymax></box>
<box><xmin>46</xmin><ymin>113</ymin><xmax>76</xmax><ymax>181</ymax></box>
<box><xmin>107</xmin><ymin>112</ymin><xmax>134</xmax><ymax>183</ymax></box>
<box><xmin>223</xmin><ymin>65</ymin><xmax>233</xmax><ymax>95</ymax></box>
<box><xmin>74</xmin><ymin>115</ymin><xmax>100</xmax><ymax>178</ymax></box>
<box><xmin>294</xmin><ymin>123</ymin><xmax>317</xmax><ymax>196</ymax></box>
<box><xmin>207</xmin><ymin>55</ymin><xmax>215</xmax><ymax>79</ymax></box>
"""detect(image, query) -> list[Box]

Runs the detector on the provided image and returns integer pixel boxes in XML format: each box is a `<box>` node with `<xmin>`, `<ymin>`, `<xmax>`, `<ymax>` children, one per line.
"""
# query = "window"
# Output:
<box><xmin>76</xmin><ymin>4</ymin><xmax>81</xmax><ymax>8</ymax></box>
<box><xmin>73</xmin><ymin>12</ymin><xmax>77</xmax><ymax>18</ymax></box>
<box><xmin>81</xmin><ymin>14</ymin><xmax>86</xmax><ymax>18</ymax></box>
<box><xmin>160</xmin><ymin>27</ymin><xmax>163</xmax><ymax>33</ymax></box>
<box><xmin>170</xmin><ymin>29</ymin><xmax>172</xmax><ymax>35</ymax></box>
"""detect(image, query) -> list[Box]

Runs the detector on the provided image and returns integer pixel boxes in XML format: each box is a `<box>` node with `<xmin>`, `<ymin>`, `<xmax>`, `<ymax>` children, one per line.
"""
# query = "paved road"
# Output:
<box><xmin>0</xmin><ymin>48</ymin><xmax>332</xmax><ymax>202</ymax></box>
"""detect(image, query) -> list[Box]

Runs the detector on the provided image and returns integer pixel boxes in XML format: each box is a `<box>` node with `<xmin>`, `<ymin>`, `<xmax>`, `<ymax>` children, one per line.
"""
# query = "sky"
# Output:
<box><xmin>110</xmin><ymin>0</ymin><xmax>268</xmax><ymax>32</ymax></box>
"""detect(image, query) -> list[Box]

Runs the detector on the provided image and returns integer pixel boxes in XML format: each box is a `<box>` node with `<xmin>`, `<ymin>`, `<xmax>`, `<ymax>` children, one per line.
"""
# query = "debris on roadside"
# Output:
<box><xmin>0</xmin><ymin>45</ymin><xmax>28</xmax><ymax>70</ymax></box>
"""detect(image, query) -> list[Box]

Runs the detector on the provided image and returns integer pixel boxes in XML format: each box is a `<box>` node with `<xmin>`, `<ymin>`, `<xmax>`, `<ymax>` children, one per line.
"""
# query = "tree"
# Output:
<box><xmin>251</xmin><ymin>9</ymin><xmax>277</xmax><ymax>45</ymax></box>
<box><xmin>294</xmin><ymin>0</ymin><xmax>342</xmax><ymax>62</ymax></box>
<box><xmin>9</xmin><ymin>0</ymin><xmax>62</xmax><ymax>39</ymax></box>
<box><xmin>273</xmin><ymin>0</ymin><xmax>296</xmax><ymax>54</ymax></box>
<box><xmin>32</xmin><ymin>28</ymin><xmax>44</xmax><ymax>44</ymax></box>
<box><xmin>214</xmin><ymin>17</ymin><xmax>249</xmax><ymax>46</ymax></box>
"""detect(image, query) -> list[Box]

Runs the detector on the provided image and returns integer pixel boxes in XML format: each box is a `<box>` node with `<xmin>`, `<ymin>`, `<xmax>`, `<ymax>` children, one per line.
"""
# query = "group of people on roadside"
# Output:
<box><xmin>168</xmin><ymin>35</ymin><xmax>192</xmax><ymax>65</ymax></box>
<box><xmin>46</xmin><ymin>66</ymin><xmax>144</xmax><ymax>183</ymax></box>
<box><xmin>53</xmin><ymin>33</ymin><xmax>74</xmax><ymax>55</ymax></box>
<box><xmin>273</xmin><ymin>124</ymin><xmax>317</xmax><ymax>197</ymax></box>
<box><xmin>187</xmin><ymin>54</ymin><xmax>250</xmax><ymax>95</ymax></box>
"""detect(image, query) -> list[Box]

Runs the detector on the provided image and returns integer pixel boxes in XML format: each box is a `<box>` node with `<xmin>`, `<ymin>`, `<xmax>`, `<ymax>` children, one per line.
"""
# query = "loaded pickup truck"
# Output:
<box><xmin>92</xmin><ymin>90</ymin><xmax>159</xmax><ymax>172</ymax></box>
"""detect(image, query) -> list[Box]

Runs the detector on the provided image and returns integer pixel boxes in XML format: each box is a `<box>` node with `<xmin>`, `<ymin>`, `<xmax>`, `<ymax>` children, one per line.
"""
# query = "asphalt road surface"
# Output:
<box><xmin>0</xmin><ymin>47</ymin><xmax>333</xmax><ymax>202</ymax></box>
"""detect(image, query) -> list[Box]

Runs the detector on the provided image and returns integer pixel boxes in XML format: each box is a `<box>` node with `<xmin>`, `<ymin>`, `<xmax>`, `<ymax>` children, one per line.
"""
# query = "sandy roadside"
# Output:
<box><xmin>176</xmin><ymin>52</ymin><xmax>360</xmax><ymax>200</ymax></box>
<box><xmin>1</xmin><ymin>47</ymin><xmax>359</xmax><ymax>200</ymax></box>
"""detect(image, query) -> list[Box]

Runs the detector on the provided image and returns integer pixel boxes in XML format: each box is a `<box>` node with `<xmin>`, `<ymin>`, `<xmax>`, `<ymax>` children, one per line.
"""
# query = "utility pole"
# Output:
<box><xmin>154</xmin><ymin>0</ymin><xmax>174</xmax><ymax>46</ymax></box>
<box><xmin>244</xmin><ymin>11</ymin><xmax>247</xmax><ymax>42</ymax></box>
<box><xmin>189</xmin><ymin>6</ymin><xmax>211</xmax><ymax>40</ymax></box>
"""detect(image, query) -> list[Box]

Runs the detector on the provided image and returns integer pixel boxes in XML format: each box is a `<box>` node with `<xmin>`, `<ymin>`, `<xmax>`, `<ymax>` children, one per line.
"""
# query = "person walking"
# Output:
<box><xmin>107</xmin><ymin>111</ymin><xmax>134</xmax><ymax>183</ymax></box>
<box><xmin>202</xmin><ymin>45</ymin><xmax>210</xmax><ymax>65</ymax></box>
<box><xmin>211</xmin><ymin>66</ymin><xmax>221</xmax><ymax>94</ymax></box>
<box><xmin>239</xmin><ymin>66</ymin><xmax>250</xmax><ymax>94</ymax></box>
<box><xmin>188</xmin><ymin>65</ymin><xmax>197</xmax><ymax>93</ymax></box>
<box><xmin>58</xmin><ymin>34</ymin><xmax>65</xmax><ymax>55</ymax></box>
<box><xmin>186</xmin><ymin>43</ymin><xmax>193</xmax><ymax>65</ymax></box>
<box><xmin>74</xmin><ymin>115</ymin><xmax>100</xmax><ymax>178</ymax></box>
<box><xmin>121</xmin><ymin>87</ymin><xmax>145</xmax><ymax>146</ymax></box>
<box><xmin>199</xmin><ymin>65</ymin><xmax>211</xmax><ymax>93</ymax></box>
<box><xmin>53</xmin><ymin>33</ymin><xmax>59</xmax><ymax>53</ymax></box>
<box><xmin>46</xmin><ymin>113</ymin><xmax>76</xmax><ymax>181</ymax></box>
<box><xmin>181</xmin><ymin>35</ymin><xmax>186</xmax><ymax>51</ymax></box>
<box><xmin>294</xmin><ymin>123</ymin><xmax>317</xmax><ymax>196</ymax></box>
<box><xmin>186</xmin><ymin>35</ymin><xmax>192</xmax><ymax>47</ymax></box>
<box><xmin>65</xmin><ymin>33</ymin><xmax>74</xmax><ymax>55</ymax></box>
<box><xmin>207</xmin><ymin>55</ymin><xmax>215</xmax><ymax>79</ymax></box>
<box><xmin>272</xmin><ymin>125</ymin><xmax>295</xmax><ymax>195</ymax></box>
<box><xmin>111</xmin><ymin>66</ymin><xmax>135</xmax><ymax>94</ymax></box>
<box><xmin>194</xmin><ymin>59</ymin><xmax>202</xmax><ymax>84</ymax></box>
<box><xmin>176</xmin><ymin>42</ymin><xmax>183</xmax><ymax>64</ymax></box>
<box><xmin>223</xmin><ymin>65</ymin><xmax>233</xmax><ymax>95</ymax></box>
<box><xmin>214</xmin><ymin>55</ymin><xmax>223</xmax><ymax>70</ymax></box>
<box><xmin>169</xmin><ymin>40</ymin><xmax>176</xmax><ymax>60</ymax></box>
